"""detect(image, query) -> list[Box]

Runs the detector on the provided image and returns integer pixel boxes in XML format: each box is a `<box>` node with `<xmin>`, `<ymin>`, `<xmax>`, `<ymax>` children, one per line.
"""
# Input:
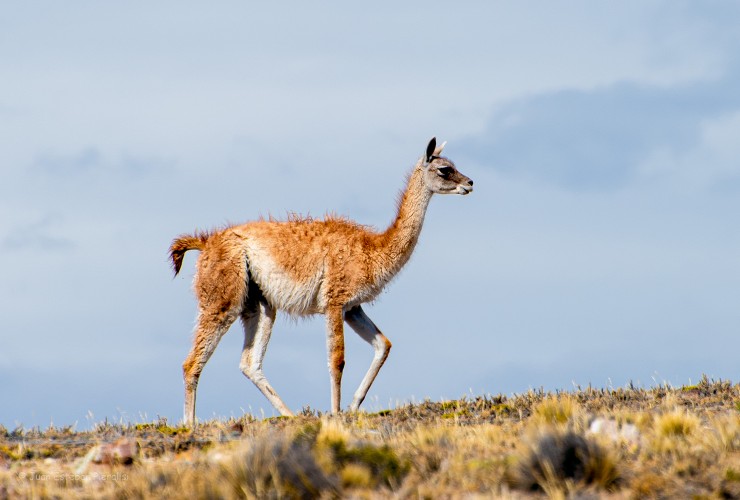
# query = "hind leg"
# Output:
<box><xmin>239</xmin><ymin>295</ymin><xmax>293</xmax><ymax>416</ymax></box>
<box><xmin>182</xmin><ymin>308</ymin><xmax>239</xmax><ymax>425</ymax></box>
<box><xmin>183</xmin><ymin>245</ymin><xmax>248</xmax><ymax>425</ymax></box>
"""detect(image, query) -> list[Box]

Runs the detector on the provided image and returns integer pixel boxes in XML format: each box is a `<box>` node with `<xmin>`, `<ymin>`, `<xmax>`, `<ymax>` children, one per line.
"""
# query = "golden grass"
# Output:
<box><xmin>0</xmin><ymin>377</ymin><xmax>738</xmax><ymax>498</ymax></box>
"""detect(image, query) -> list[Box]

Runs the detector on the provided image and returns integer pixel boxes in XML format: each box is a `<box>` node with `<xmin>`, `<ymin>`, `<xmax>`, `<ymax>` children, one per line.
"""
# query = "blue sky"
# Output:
<box><xmin>1</xmin><ymin>2</ymin><xmax>739</xmax><ymax>428</ymax></box>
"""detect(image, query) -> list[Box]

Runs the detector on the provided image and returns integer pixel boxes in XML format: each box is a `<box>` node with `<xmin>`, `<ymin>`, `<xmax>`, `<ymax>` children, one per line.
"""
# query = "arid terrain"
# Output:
<box><xmin>1</xmin><ymin>376</ymin><xmax>738</xmax><ymax>498</ymax></box>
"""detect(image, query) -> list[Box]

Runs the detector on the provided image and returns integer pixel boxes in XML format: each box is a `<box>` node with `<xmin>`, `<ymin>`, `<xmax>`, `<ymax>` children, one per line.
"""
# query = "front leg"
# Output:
<box><xmin>344</xmin><ymin>305</ymin><xmax>392</xmax><ymax>412</ymax></box>
<box><xmin>325</xmin><ymin>306</ymin><xmax>345</xmax><ymax>414</ymax></box>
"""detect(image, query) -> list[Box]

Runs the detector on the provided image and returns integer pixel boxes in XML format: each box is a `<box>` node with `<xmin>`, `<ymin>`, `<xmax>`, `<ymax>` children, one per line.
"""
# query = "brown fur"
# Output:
<box><xmin>169</xmin><ymin>231</ymin><xmax>211</xmax><ymax>275</ymax></box>
<box><xmin>171</xmin><ymin>138</ymin><xmax>473</xmax><ymax>424</ymax></box>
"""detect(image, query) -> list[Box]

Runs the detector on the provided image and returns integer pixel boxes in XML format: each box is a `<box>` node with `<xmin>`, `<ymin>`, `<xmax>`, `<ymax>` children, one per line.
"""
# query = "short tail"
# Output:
<box><xmin>169</xmin><ymin>231</ymin><xmax>210</xmax><ymax>276</ymax></box>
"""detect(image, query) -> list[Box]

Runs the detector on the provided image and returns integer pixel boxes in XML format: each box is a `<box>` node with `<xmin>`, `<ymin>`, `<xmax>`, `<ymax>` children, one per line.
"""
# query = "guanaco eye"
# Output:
<box><xmin>437</xmin><ymin>166</ymin><xmax>454</xmax><ymax>177</ymax></box>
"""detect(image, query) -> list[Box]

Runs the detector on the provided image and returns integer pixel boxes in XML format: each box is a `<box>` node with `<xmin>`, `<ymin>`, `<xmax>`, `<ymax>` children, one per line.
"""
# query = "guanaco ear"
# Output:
<box><xmin>425</xmin><ymin>137</ymin><xmax>437</xmax><ymax>163</ymax></box>
<box><xmin>433</xmin><ymin>140</ymin><xmax>447</xmax><ymax>156</ymax></box>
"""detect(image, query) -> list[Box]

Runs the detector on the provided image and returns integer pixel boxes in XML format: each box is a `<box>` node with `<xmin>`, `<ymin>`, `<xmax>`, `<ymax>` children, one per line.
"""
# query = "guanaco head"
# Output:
<box><xmin>421</xmin><ymin>137</ymin><xmax>474</xmax><ymax>195</ymax></box>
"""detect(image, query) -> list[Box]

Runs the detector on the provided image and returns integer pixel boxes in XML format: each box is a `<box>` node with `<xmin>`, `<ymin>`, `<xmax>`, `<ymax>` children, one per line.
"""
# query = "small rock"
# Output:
<box><xmin>90</xmin><ymin>438</ymin><xmax>139</xmax><ymax>466</ymax></box>
<box><xmin>589</xmin><ymin>417</ymin><xmax>619</xmax><ymax>438</ymax></box>
<box><xmin>589</xmin><ymin>417</ymin><xmax>641</xmax><ymax>445</ymax></box>
<box><xmin>620</xmin><ymin>423</ymin><xmax>640</xmax><ymax>443</ymax></box>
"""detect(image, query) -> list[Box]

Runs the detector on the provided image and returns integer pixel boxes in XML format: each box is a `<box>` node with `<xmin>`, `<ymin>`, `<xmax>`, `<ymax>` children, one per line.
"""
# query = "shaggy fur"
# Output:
<box><xmin>171</xmin><ymin>138</ymin><xmax>473</xmax><ymax>425</ymax></box>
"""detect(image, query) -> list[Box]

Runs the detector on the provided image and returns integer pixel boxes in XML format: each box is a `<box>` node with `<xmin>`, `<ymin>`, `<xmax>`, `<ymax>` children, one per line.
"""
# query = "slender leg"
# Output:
<box><xmin>183</xmin><ymin>309</ymin><xmax>239</xmax><ymax>426</ymax></box>
<box><xmin>344</xmin><ymin>305</ymin><xmax>392</xmax><ymax>412</ymax></box>
<box><xmin>326</xmin><ymin>306</ymin><xmax>345</xmax><ymax>414</ymax></box>
<box><xmin>239</xmin><ymin>298</ymin><xmax>294</xmax><ymax>416</ymax></box>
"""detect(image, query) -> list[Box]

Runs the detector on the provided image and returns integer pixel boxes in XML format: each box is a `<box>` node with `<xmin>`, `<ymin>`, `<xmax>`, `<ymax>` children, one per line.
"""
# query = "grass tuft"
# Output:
<box><xmin>655</xmin><ymin>410</ymin><xmax>700</xmax><ymax>438</ymax></box>
<box><xmin>225</xmin><ymin>435</ymin><xmax>338</xmax><ymax>499</ymax></box>
<box><xmin>531</xmin><ymin>394</ymin><xmax>580</xmax><ymax>427</ymax></box>
<box><xmin>508</xmin><ymin>429</ymin><xmax>620</xmax><ymax>495</ymax></box>
<box><xmin>314</xmin><ymin>418</ymin><xmax>409</xmax><ymax>489</ymax></box>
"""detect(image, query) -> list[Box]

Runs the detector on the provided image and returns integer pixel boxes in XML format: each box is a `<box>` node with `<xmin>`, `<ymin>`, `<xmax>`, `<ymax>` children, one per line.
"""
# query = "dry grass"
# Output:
<box><xmin>1</xmin><ymin>376</ymin><xmax>739</xmax><ymax>498</ymax></box>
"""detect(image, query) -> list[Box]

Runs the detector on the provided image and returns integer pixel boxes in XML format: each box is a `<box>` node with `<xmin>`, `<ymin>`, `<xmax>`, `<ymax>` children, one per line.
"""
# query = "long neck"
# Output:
<box><xmin>374</xmin><ymin>165</ymin><xmax>432</xmax><ymax>281</ymax></box>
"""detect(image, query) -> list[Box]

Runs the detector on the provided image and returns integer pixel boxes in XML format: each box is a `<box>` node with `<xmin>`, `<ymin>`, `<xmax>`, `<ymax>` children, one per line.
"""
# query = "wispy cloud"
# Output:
<box><xmin>461</xmin><ymin>66</ymin><xmax>740</xmax><ymax>191</ymax></box>
<box><xmin>2</xmin><ymin>216</ymin><xmax>74</xmax><ymax>252</ymax></box>
<box><xmin>31</xmin><ymin>147</ymin><xmax>175</xmax><ymax>179</ymax></box>
<box><xmin>33</xmin><ymin>148</ymin><xmax>102</xmax><ymax>176</ymax></box>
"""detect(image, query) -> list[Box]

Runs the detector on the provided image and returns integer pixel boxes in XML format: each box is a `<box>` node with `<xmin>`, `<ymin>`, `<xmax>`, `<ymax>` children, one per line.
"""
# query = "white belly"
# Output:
<box><xmin>245</xmin><ymin>243</ymin><xmax>326</xmax><ymax>316</ymax></box>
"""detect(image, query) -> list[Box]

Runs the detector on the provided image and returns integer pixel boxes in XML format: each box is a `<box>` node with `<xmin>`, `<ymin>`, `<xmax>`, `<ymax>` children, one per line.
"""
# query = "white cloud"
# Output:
<box><xmin>640</xmin><ymin>110</ymin><xmax>740</xmax><ymax>190</ymax></box>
